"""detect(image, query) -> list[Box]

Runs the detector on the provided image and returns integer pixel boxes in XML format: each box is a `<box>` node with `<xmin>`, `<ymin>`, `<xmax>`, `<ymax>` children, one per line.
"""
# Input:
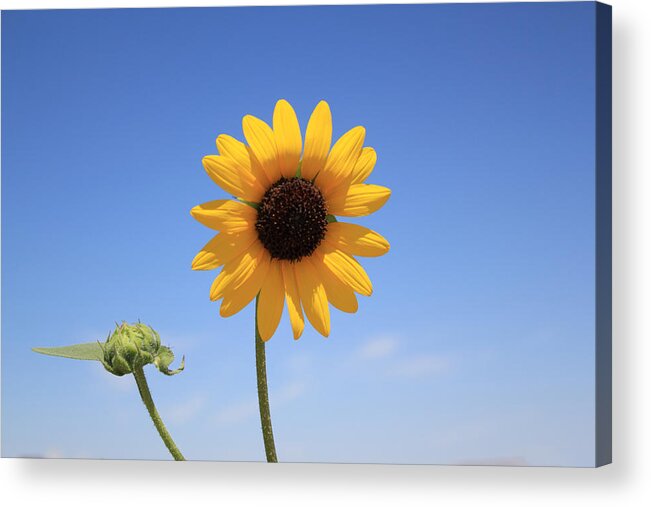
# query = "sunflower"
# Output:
<box><xmin>191</xmin><ymin>99</ymin><xmax>391</xmax><ymax>341</ymax></box>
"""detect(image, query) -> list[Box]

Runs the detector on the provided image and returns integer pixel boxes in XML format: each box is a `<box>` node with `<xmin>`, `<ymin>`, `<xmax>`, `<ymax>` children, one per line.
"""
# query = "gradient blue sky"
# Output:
<box><xmin>2</xmin><ymin>2</ymin><xmax>598</xmax><ymax>466</ymax></box>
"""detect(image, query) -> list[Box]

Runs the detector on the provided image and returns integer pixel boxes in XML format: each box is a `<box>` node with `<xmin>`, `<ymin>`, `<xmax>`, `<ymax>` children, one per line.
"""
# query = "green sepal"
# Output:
<box><xmin>154</xmin><ymin>346</ymin><xmax>185</xmax><ymax>376</ymax></box>
<box><xmin>238</xmin><ymin>199</ymin><xmax>260</xmax><ymax>210</ymax></box>
<box><xmin>326</xmin><ymin>214</ymin><xmax>338</xmax><ymax>223</ymax></box>
<box><xmin>295</xmin><ymin>161</ymin><xmax>302</xmax><ymax>178</ymax></box>
<box><xmin>32</xmin><ymin>342</ymin><xmax>105</xmax><ymax>362</ymax></box>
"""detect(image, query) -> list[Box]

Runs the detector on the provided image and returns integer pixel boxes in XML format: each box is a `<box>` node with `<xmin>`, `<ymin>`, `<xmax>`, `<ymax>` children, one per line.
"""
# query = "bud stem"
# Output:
<box><xmin>255</xmin><ymin>295</ymin><xmax>278</xmax><ymax>463</ymax></box>
<box><xmin>133</xmin><ymin>365</ymin><xmax>185</xmax><ymax>461</ymax></box>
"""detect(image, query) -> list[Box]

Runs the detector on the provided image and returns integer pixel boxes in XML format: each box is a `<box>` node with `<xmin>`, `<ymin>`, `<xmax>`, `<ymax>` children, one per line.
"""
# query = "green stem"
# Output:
<box><xmin>255</xmin><ymin>295</ymin><xmax>278</xmax><ymax>463</ymax></box>
<box><xmin>132</xmin><ymin>365</ymin><xmax>185</xmax><ymax>461</ymax></box>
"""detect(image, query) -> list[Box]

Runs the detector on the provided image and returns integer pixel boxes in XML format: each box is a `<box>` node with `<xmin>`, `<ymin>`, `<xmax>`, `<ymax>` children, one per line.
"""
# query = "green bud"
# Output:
<box><xmin>100</xmin><ymin>322</ymin><xmax>184</xmax><ymax>377</ymax></box>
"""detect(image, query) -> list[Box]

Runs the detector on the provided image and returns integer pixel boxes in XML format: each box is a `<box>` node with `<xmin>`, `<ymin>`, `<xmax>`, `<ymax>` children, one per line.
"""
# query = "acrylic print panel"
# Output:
<box><xmin>1</xmin><ymin>2</ymin><xmax>611</xmax><ymax>467</ymax></box>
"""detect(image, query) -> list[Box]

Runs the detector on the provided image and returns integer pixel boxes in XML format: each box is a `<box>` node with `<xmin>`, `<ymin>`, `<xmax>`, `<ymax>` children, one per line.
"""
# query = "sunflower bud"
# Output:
<box><xmin>100</xmin><ymin>322</ymin><xmax>184</xmax><ymax>377</ymax></box>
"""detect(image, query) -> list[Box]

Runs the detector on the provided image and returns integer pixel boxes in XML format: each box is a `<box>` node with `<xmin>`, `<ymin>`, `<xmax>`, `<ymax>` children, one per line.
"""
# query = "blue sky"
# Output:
<box><xmin>2</xmin><ymin>2</ymin><xmax>597</xmax><ymax>466</ymax></box>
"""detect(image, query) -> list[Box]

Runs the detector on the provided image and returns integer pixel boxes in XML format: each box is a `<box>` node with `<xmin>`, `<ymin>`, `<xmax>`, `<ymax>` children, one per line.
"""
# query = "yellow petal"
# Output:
<box><xmin>273</xmin><ymin>99</ymin><xmax>302</xmax><ymax>179</ymax></box>
<box><xmin>327</xmin><ymin>184</ymin><xmax>391</xmax><ymax>217</ymax></box>
<box><xmin>317</xmin><ymin>245</ymin><xmax>373</xmax><ymax>296</ymax></box>
<box><xmin>246</xmin><ymin>145</ymin><xmax>272</xmax><ymax>189</ymax></box>
<box><xmin>209</xmin><ymin>269</ymin><xmax>229</xmax><ymax>302</ymax></box>
<box><xmin>281</xmin><ymin>261</ymin><xmax>305</xmax><ymax>340</ymax></box>
<box><xmin>242</xmin><ymin>115</ymin><xmax>280</xmax><ymax>183</ymax></box>
<box><xmin>190</xmin><ymin>200</ymin><xmax>257</xmax><ymax>232</ymax></box>
<box><xmin>351</xmin><ymin>147</ymin><xmax>377</xmax><ymax>185</ymax></box>
<box><xmin>295</xmin><ymin>258</ymin><xmax>330</xmax><ymax>337</ymax></box>
<box><xmin>202</xmin><ymin>155</ymin><xmax>265</xmax><ymax>202</ymax></box>
<box><xmin>313</xmin><ymin>258</ymin><xmax>358</xmax><ymax>313</ymax></box>
<box><xmin>217</xmin><ymin>134</ymin><xmax>271</xmax><ymax>191</ymax></box>
<box><xmin>301</xmin><ymin>101</ymin><xmax>332</xmax><ymax>181</ymax></box>
<box><xmin>219</xmin><ymin>249</ymin><xmax>271</xmax><ymax>317</ymax></box>
<box><xmin>324</xmin><ymin>222</ymin><xmax>390</xmax><ymax>258</ymax></box>
<box><xmin>191</xmin><ymin>229</ymin><xmax>258</xmax><ymax>270</ymax></box>
<box><xmin>317</xmin><ymin>126</ymin><xmax>365</xmax><ymax>195</ymax></box>
<box><xmin>257</xmin><ymin>261</ymin><xmax>285</xmax><ymax>341</ymax></box>
<box><xmin>216</xmin><ymin>134</ymin><xmax>252</xmax><ymax>172</ymax></box>
<box><xmin>210</xmin><ymin>241</ymin><xmax>264</xmax><ymax>300</ymax></box>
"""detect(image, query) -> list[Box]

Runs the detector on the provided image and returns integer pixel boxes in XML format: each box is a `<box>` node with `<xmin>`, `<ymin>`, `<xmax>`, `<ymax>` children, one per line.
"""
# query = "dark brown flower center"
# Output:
<box><xmin>255</xmin><ymin>177</ymin><xmax>328</xmax><ymax>262</ymax></box>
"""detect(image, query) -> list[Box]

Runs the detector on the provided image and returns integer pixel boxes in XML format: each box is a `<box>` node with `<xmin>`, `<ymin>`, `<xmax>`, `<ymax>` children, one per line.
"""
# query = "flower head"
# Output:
<box><xmin>101</xmin><ymin>322</ymin><xmax>184</xmax><ymax>376</ymax></box>
<box><xmin>191</xmin><ymin>100</ymin><xmax>391</xmax><ymax>341</ymax></box>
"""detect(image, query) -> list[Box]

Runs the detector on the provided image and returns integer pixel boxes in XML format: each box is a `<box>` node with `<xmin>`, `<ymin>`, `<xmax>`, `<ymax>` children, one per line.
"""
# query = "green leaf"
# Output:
<box><xmin>33</xmin><ymin>342</ymin><xmax>105</xmax><ymax>362</ymax></box>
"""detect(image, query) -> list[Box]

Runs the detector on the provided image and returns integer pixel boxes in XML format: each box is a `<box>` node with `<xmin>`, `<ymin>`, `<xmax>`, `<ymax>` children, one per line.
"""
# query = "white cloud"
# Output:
<box><xmin>273</xmin><ymin>380</ymin><xmax>308</xmax><ymax>403</ymax></box>
<box><xmin>214</xmin><ymin>399</ymin><xmax>258</xmax><ymax>426</ymax></box>
<box><xmin>388</xmin><ymin>355</ymin><xmax>450</xmax><ymax>378</ymax></box>
<box><xmin>284</xmin><ymin>352</ymin><xmax>313</xmax><ymax>374</ymax></box>
<box><xmin>357</xmin><ymin>336</ymin><xmax>399</xmax><ymax>360</ymax></box>
<box><xmin>349</xmin><ymin>335</ymin><xmax>452</xmax><ymax>381</ymax></box>
<box><xmin>213</xmin><ymin>381</ymin><xmax>308</xmax><ymax>426</ymax></box>
<box><xmin>165</xmin><ymin>394</ymin><xmax>207</xmax><ymax>425</ymax></box>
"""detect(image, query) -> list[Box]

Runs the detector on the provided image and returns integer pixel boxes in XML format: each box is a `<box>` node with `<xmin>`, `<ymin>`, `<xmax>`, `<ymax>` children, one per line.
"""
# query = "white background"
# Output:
<box><xmin>0</xmin><ymin>0</ymin><xmax>648</xmax><ymax>505</ymax></box>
